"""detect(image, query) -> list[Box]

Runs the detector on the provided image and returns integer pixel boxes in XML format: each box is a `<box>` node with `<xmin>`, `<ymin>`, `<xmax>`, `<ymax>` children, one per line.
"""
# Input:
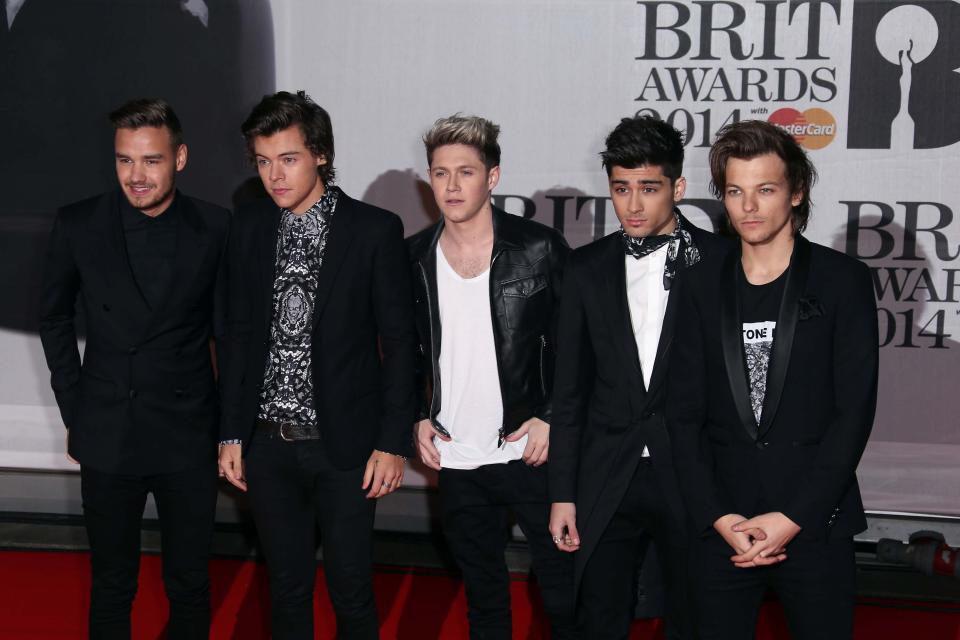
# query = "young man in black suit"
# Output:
<box><xmin>408</xmin><ymin>115</ymin><xmax>576</xmax><ymax>639</ymax></box>
<box><xmin>217</xmin><ymin>91</ymin><xmax>416</xmax><ymax>640</ymax></box>
<box><xmin>667</xmin><ymin>120</ymin><xmax>878</xmax><ymax>639</ymax></box>
<box><xmin>39</xmin><ymin>98</ymin><xmax>229</xmax><ymax>639</ymax></box>
<box><xmin>548</xmin><ymin>116</ymin><xmax>728</xmax><ymax>638</ymax></box>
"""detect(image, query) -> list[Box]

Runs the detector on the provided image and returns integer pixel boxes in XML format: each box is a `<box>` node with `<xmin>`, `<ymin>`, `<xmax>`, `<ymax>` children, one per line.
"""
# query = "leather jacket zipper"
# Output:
<box><xmin>419</xmin><ymin>262</ymin><xmax>450</xmax><ymax>438</ymax></box>
<box><xmin>539</xmin><ymin>334</ymin><xmax>547</xmax><ymax>397</ymax></box>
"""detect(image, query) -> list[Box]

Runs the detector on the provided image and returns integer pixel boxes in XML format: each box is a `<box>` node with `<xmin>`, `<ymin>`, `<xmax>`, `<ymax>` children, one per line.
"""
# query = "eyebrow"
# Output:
<box><xmin>610</xmin><ymin>178</ymin><xmax>663</xmax><ymax>185</ymax></box>
<box><xmin>256</xmin><ymin>151</ymin><xmax>301</xmax><ymax>159</ymax></box>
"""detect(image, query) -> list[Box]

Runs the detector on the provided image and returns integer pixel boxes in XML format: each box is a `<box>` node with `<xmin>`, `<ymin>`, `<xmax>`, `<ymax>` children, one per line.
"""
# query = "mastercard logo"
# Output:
<box><xmin>768</xmin><ymin>108</ymin><xmax>837</xmax><ymax>150</ymax></box>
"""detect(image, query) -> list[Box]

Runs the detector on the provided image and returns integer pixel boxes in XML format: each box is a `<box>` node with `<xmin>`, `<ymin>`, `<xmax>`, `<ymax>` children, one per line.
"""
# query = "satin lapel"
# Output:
<box><xmin>258</xmin><ymin>205</ymin><xmax>282</xmax><ymax>333</ymax></box>
<box><xmin>140</xmin><ymin>197</ymin><xmax>209</xmax><ymax>340</ymax></box>
<box><xmin>601</xmin><ymin>237</ymin><xmax>646</xmax><ymax>395</ymax></box>
<box><xmin>312</xmin><ymin>193</ymin><xmax>358</xmax><ymax>327</ymax></box>
<box><xmin>757</xmin><ymin>236</ymin><xmax>811</xmax><ymax>438</ymax></box>
<box><xmin>720</xmin><ymin>249</ymin><xmax>758</xmax><ymax>441</ymax></box>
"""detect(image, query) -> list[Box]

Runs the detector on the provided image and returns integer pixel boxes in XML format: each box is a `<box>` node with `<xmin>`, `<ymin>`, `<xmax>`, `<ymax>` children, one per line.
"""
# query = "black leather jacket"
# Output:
<box><xmin>407</xmin><ymin>207</ymin><xmax>570</xmax><ymax>443</ymax></box>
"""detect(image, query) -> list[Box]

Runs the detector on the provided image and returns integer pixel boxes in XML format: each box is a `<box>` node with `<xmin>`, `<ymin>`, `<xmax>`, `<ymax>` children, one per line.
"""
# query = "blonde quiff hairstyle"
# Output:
<box><xmin>423</xmin><ymin>114</ymin><xmax>501</xmax><ymax>170</ymax></box>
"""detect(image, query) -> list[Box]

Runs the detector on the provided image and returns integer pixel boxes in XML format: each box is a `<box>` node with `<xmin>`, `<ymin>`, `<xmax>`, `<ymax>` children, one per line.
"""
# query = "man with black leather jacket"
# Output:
<box><xmin>408</xmin><ymin>115</ymin><xmax>576</xmax><ymax>639</ymax></box>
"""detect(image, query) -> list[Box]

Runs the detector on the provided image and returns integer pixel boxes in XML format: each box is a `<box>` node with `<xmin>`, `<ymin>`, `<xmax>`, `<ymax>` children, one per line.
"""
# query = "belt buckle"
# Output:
<box><xmin>279</xmin><ymin>423</ymin><xmax>293</xmax><ymax>441</ymax></box>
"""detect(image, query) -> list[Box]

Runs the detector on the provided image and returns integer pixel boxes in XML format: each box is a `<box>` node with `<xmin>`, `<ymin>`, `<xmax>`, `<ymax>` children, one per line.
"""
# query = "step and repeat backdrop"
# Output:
<box><xmin>1</xmin><ymin>0</ymin><xmax>957</xmax><ymax>516</ymax></box>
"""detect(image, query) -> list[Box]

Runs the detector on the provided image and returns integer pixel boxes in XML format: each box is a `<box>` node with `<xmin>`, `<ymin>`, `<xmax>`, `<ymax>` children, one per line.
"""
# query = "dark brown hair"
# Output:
<box><xmin>709</xmin><ymin>120</ymin><xmax>817</xmax><ymax>233</ymax></box>
<box><xmin>241</xmin><ymin>90</ymin><xmax>336</xmax><ymax>184</ymax></box>
<box><xmin>108</xmin><ymin>98</ymin><xmax>183</xmax><ymax>148</ymax></box>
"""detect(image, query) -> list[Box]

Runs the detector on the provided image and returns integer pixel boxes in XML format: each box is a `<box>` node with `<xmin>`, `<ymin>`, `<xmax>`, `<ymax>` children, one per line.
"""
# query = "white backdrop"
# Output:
<box><xmin>3</xmin><ymin>0</ymin><xmax>958</xmax><ymax>516</ymax></box>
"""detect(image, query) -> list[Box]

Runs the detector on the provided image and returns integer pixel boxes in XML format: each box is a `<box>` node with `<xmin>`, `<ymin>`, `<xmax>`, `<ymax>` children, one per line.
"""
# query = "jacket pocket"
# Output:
<box><xmin>500</xmin><ymin>275</ymin><xmax>548</xmax><ymax>331</ymax></box>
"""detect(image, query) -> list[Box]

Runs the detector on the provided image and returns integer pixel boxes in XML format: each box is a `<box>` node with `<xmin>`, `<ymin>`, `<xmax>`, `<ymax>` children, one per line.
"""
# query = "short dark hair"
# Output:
<box><xmin>108</xmin><ymin>98</ymin><xmax>183</xmax><ymax>148</ymax></box>
<box><xmin>709</xmin><ymin>120</ymin><xmax>817</xmax><ymax>233</ymax></box>
<box><xmin>241</xmin><ymin>90</ymin><xmax>336</xmax><ymax>184</ymax></box>
<box><xmin>600</xmin><ymin>116</ymin><xmax>684</xmax><ymax>181</ymax></box>
<box><xmin>423</xmin><ymin>114</ymin><xmax>501</xmax><ymax>170</ymax></box>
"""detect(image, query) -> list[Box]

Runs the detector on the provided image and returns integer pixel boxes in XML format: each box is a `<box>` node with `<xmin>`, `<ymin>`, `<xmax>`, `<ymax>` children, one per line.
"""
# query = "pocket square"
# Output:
<box><xmin>798</xmin><ymin>295</ymin><xmax>824</xmax><ymax>321</ymax></box>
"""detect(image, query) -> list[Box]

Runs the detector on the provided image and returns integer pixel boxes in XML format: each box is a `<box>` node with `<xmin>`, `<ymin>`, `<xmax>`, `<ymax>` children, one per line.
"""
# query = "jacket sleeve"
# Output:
<box><xmin>783</xmin><ymin>261</ymin><xmax>878</xmax><ymax>531</ymax></box>
<box><xmin>38</xmin><ymin>211</ymin><xmax>82</xmax><ymax>430</ymax></box>
<box><xmin>218</xmin><ymin>214</ymin><xmax>255</xmax><ymax>443</ymax></box>
<box><xmin>547</xmin><ymin>254</ymin><xmax>592</xmax><ymax>503</ymax></box>
<box><xmin>535</xmin><ymin>230</ymin><xmax>571</xmax><ymax>425</ymax></box>
<box><xmin>667</xmin><ymin>276</ymin><xmax>737</xmax><ymax>535</ymax></box>
<box><xmin>372</xmin><ymin>215</ymin><xmax>418</xmax><ymax>457</ymax></box>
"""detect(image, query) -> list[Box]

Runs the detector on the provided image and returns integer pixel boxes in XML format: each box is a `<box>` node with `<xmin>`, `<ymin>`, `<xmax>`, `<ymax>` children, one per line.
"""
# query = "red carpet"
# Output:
<box><xmin>0</xmin><ymin>550</ymin><xmax>958</xmax><ymax>639</ymax></box>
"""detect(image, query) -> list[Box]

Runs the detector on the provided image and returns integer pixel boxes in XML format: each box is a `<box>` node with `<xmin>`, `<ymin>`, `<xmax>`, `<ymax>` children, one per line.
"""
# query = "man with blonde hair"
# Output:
<box><xmin>408</xmin><ymin>114</ymin><xmax>577</xmax><ymax>639</ymax></box>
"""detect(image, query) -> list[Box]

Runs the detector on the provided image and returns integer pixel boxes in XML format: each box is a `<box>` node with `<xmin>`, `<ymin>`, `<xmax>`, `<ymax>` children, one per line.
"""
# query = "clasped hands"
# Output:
<box><xmin>714</xmin><ymin>512</ymin><xmax>801</xmax><ymax>568</ymax></box>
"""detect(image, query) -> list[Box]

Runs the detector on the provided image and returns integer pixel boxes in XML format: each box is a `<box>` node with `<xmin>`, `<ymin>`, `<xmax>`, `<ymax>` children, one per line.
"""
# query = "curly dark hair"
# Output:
<box><xmin>241</xmin><ymin>90</ymin><xmax>336</xmax><ymax>184</ymax></box>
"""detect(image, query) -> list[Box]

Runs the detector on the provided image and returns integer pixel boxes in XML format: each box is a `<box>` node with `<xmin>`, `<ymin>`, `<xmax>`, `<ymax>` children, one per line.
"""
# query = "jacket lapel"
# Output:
<box><xmin>95</xmin><ymin>191</ymin><xmax>152</xmax><ymax>320</ymax></box>
<box><xmin>645</xmin><ymin>214</ymin><xmax>703</xmax><ymax>397</ymax></box>
<box><xmin>757</xmin><ymin>236</ymin><xmax>811</xmax><ymax>438</ymax></box>
<box><xmin>599</xmin><ymin>235</ymin><xmax>646</xmax><ymax>395</ymax></box>
<box><xmin>141</xmin><ymin>196</ymin><xmax>209</xmax><ymax>334</ymax></box>
<box><xmin>312</xmin><ymin>190</ymin><xmax>359</xmax><ymax>326</ymax></box>
<box><xmin>719</xmin><ymin>248</ymin><xmax>758</xmax><ymax>441</ymax></box>
<box><xmin>258</xmin><ymin>204</ymin><xmax>282</xmax><ymax>333</ymax></box>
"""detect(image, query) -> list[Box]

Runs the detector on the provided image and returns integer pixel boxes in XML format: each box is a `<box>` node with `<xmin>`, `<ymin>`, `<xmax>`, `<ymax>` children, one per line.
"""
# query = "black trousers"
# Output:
<box><xmin>80</xmin><ymin>464</ymin><xmax>218</xmax><ymax>640</ymax></box>
<box><xmin>690</xmin><ymin>531</ymin><xmax>856</xmax><ymax>640</ymax></box>
<box><xmin>439</xmin><ymin>460</ymin><xmax>579</xmax><ymax>640</ymax></box>
<box><xmin>578</xmin><ymin>458</ymin><xmax>695</xmax><ymax>640</ymax></box>
<box><xmin>245</xmin><ymin>432</ymin><xmax>378</xmax><ymax>640</ymax></box>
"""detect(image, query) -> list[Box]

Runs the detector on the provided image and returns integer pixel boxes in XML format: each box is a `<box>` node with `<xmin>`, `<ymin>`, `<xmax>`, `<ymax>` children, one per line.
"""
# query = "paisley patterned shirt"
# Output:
<box><xmin>257</xmin><ymin>188</ymin><xmax>339</xmax><ymax>432</ymax></box>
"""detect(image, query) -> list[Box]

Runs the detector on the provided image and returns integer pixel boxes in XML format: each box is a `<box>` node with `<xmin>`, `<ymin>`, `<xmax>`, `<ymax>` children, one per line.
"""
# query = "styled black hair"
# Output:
<box><xmin>109</xmin><ymin>98</ymin><xmax>183</xmax><ymax>148</ymax></box>
<box><xmin>600</xmin><ymin>116</ymin><xmax>684</xmax><ymax>181</ymax></box>
<box><xmin>241</xmin><ymin>90</ymin><xmax>336</xmax><ymax>184</ymax></box>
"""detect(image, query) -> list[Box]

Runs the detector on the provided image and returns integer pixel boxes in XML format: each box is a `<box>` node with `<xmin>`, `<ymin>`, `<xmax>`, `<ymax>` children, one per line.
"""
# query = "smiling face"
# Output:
<box><xmin>722</xmin><ymin>153</ymin><xmax>802</xmax><ymax>249</ymax></box>
<box><xmin>608</xmin><ymin>164</ymin><xmax>684</xmax><ymax>238</ymax></box>
<box><xmin>114</xmin><ymin>126</ymin><xmax>186</xmax><ymax>216</ymax></box>
<box><xmin>428</xmin><ymin>143</ymin><xmax>499</xmax><ymax>225</ymax></box>
<box><xmin>253</xmin><ymin>125</ymin><xmax>327</xmax><ymax>214</ymax></box>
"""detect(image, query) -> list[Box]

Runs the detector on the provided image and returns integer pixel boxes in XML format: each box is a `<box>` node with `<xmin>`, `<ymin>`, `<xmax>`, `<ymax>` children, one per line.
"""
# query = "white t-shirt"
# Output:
<box><xmin>434</xmin><ymin>246</ymin><xmax>526</xmax><ymax>470</ymax></box>
<box><xmin>625</xmin><ymin>245</ymin><xmax>671</xmax><ymax>457</ymax></box>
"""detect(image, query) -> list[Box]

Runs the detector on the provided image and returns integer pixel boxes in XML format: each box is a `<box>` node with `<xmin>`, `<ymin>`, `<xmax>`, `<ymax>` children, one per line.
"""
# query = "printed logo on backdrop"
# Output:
<box><xmin>632</xmin><ymin>1</ymin><xmax>842</xmax><ymax>149</ymax></box>
<box><xmin>848</xmin><ymin>0</ymin><xmax>960</xmax><ymax>150</ymax></box>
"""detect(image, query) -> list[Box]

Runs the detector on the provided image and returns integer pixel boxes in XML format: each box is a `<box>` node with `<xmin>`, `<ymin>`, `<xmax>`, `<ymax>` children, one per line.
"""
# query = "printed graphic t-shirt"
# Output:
<box><xmin>739</xmin><ymin>266</ymin><xmax>787</xmax><ymax>428</ymax></box>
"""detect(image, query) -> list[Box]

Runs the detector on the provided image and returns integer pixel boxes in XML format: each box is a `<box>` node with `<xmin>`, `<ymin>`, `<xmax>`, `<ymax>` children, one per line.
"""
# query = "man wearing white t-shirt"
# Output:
<box><xmin>407</xmin><ymin>115</ymin><xmax>575</xmax><ymax>639</ymax></box>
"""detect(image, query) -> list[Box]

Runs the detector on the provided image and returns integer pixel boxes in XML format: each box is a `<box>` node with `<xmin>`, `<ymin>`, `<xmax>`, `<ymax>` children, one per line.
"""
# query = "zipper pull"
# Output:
<box><xmin>497</xmin><ymin>426</ymin><xmax>505</xmax><ymax>448</ymax></box>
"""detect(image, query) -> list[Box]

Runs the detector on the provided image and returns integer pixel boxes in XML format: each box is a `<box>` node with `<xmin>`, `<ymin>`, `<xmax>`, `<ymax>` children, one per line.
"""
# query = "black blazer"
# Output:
<box><xmin>548</xmin><ymin>216</ymin><xmax>729</xmax><ymax>591</ymax></box>
<box><xmin>38</xmin><ymin>190</ymin><xmax>229</xmax><ymax>475</ymax></box>
<box><xmin>219</xmin><ymin>190</ymin><xmax>416</xmax><ymax>467</ymax></box>
<box><xmin>667</xmin><ymin>236</ymin><xmax>878</xmax><ymax>541</ymax></box>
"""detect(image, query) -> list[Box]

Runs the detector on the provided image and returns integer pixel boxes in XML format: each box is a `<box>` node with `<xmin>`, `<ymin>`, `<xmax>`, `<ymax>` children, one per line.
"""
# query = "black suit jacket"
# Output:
<box><xmin>549</xmin><ymin>216</ymin><xmax>729</xmax><ymax>592</ymax></box>
<box><xmin>219</xmin><ymin>190</ymin><xmax>416</xmax><ymax>467</ymax></box>
<box><xmin>667</xmin><ymin>236</ymin><xmax>878</xmax><ymax>541</ymax></box>
<box><xmin>38</xmin><ymin>190</ymin><xmax>230</xmax><ymax>475</ymax></box>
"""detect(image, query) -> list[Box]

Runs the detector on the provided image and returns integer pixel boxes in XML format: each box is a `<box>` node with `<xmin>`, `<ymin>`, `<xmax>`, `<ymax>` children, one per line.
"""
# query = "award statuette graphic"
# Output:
<box><xmin>875</xmin><ymin>5</ymin><xmax>939</xmax><ymax>150</ymax></box>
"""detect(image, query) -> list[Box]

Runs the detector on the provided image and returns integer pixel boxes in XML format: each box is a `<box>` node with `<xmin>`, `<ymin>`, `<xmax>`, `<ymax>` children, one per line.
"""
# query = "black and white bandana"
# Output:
<box><xmin>258</xmin><ymin>188</ymin><xmax>339</xmax><ymax>431</ymax></box>
<box><xmin>621</xmin><ymin>210</ymin><xmax>701</xmax><ymax>290</ymax></box>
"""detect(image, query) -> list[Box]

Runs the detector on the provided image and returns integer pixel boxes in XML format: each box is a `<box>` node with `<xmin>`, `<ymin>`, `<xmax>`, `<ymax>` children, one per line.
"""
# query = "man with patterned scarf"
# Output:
<box><xmin>549</xmin><ymin>116</ymin><xmax>730</xmax><ymax>638</ymax></box>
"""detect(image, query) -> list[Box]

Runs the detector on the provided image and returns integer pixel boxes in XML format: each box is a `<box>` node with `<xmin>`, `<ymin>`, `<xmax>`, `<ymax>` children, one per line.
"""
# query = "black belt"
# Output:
<box><xmin>255</xmin><ymin>418</ymin><xmax>321</xmax><ymax>441</ymax></box>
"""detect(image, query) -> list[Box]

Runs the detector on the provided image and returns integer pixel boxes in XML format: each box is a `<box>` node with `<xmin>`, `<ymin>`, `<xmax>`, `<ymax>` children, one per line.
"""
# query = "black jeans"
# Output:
<box><xmin>439</xmin><ymin>460</ymin><xmax>579</xmax><ymax>640</ymax></box>
<box><xmin>578</xmin><ymin>458</ymin><xmax>695</xmax><ymax>640</ymax></box>
<box><xmin>245</xmin><ymin>432</ymin><xmax>378</xmax><ymax>640</ymax></box>
<box><xmin>80</xmin><ymin>464</ymin><xmax>217</xmax><ymax>640</ymax></box>
<box><xmin>691</xmin><ymin>530</ymin><xmax>856</xmax><ymax>640</ymax></box>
